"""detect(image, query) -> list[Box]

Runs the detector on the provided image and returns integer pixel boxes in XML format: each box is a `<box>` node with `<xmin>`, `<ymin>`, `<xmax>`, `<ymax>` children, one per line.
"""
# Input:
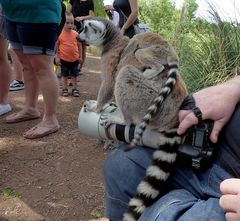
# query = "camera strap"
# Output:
<box><xmin>181</xmin><ymin>94</ymin><xmax>203</xmax><ymax>126</ymax></box>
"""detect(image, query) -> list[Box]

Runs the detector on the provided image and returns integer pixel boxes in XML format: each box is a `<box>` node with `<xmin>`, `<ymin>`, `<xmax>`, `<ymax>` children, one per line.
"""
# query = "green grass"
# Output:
<box><xmin>2</xmin><ymin>187</ymin><xmax>21</xmax><ymax>199</ymax></box>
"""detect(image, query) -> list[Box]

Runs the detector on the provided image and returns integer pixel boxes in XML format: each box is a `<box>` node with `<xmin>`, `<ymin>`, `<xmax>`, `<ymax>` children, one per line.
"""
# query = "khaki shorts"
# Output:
<box><xmin>0</xmin><ymin>4</ymin><xmax>6</xmax><ymax>38</ymax></box>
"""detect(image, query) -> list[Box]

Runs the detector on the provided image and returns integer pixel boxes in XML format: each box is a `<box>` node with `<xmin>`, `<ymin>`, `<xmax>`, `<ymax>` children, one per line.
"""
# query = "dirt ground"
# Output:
<box><xmin>0</xmin><ymin>54</ymin><xmax>110</xmax><ymax>221</ymax></box>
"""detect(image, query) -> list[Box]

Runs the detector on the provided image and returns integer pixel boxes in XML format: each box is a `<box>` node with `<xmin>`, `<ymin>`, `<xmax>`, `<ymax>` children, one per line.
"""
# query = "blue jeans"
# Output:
<box><xmin>104</xmin><ymin>144</ymin><xmax>232</xmax><ymax>221</ymax></box>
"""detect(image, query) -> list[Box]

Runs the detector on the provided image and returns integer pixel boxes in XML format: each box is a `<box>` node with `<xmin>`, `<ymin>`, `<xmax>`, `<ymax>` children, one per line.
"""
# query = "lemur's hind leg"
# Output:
<box><xmin>135</xmin><ymin>45</ymin><xmax>170</xmax><ymax>79</ymax></box>
<box><xmin>123</xmin><ymin>128</ymin><xmax>182</xmax><ymax>221</ymax></box>
<box><xmin>115</xmin><ymin>64</ymin><xmax>160</xmax><ymax>125</ymax></box>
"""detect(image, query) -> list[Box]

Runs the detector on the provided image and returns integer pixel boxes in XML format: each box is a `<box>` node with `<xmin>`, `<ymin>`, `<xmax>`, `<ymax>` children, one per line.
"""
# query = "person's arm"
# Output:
<box><xmin>75</xmin><ymin>1</ymin><xmax>94</xmax><ymax>22</ymax></box>
<box><xmin>177</xmin><ymin>75</ymin><xmax>240</xmax><ymax>143</ymax></box>
<box><xmin>75</xmin><ymin>10</ymin><xmax>94</xmax><ymax>22</ymax></box>
<box><xmin>67</xmin><ymin>2</ymin><xmax>72</xmax><ymax>13</ymax></box>
<box><xmin>55</xmin><ymin>40</ymin><xmax>61</xmax><ymax>66</ymax></box>
<box><xmin>219</xmin><ymin>178</ymin><xmax>240</xmax><ymax>221</ymax></box>
<box><xmin>121</xmin><ymin>0</ymin><xmax>138</xmax><ymax>34</ymax></box>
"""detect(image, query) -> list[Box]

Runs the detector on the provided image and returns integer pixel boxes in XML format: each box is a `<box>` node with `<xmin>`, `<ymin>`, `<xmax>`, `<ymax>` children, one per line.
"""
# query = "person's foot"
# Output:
<box><xmin>9</xmin><ymin>80</ymin><xmax>25</xmax><ymax>91</ymax></box>
<box><xmin>72</xmin><ymin>88</ymin><xmax>80</xmax><ymax>97</ymax></box>
<box><xmin>61</xmin><ymin>88</ymin><xmax>69</xmax><ymax>97</ymax></box>
<box><xmin>5</xmin><ymin>109</ymin><xmax>41</xmax><ymax>123</ymax></box>
<box><xmin>0</xmin><ymin>104</ymin><xmax>12</xmax><ymax>116</ymax></box>
<box><xmin>22</xmin><ymin>121</ymin><xmax>60</xmax><ymax>139</ymax></box>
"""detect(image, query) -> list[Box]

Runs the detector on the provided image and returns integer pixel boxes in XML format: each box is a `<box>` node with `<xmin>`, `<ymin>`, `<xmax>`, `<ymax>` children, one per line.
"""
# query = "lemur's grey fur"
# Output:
<box><xmin>77</xmin><ymin>17</ymin><xmax>188</xmax><ymax>221</ymax></box>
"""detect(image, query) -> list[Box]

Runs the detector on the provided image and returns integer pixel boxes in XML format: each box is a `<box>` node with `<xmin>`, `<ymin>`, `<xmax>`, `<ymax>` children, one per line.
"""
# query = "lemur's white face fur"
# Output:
<box><xmin>77</xmin><ymin>20</ymin><xmax>106</xmax><ymax>47</ymax></box>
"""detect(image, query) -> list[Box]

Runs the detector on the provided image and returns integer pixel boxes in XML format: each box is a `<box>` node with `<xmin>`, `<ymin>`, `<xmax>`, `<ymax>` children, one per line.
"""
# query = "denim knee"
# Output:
<box><xmin>103</xmin><ymin>144</ymin><xmax>154</xmax><ymax>221</ymax></box>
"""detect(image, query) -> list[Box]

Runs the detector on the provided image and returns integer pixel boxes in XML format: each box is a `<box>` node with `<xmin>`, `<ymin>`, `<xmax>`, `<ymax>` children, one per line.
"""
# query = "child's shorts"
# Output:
<box><xmin>60</xmin><ymin>59</ymin><xmax>80</xmax><ymax>77</ymax></box>
<box><xmin>5</xmin><ymin>19</ymin><xmax>59</xmax><ymax>55</ymax></box>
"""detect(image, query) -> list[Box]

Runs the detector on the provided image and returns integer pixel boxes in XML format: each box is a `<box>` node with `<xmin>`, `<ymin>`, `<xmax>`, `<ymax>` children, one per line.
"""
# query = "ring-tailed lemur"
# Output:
<box><xmin>77</xmin><ymin>17</ymin><xmax>188</xmax><ymax>221</ymax></box>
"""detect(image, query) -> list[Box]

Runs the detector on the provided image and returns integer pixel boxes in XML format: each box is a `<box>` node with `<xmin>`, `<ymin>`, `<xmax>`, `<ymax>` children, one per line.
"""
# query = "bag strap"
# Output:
<box><xmin>119</xmin><ymin>8</ymin><xmax>128</xmax><ymax>20</ymax></box>
<box><xmin>119</xmin><ymin>8</ymin><xmax>146</xmax><ymax>24</ymax></box>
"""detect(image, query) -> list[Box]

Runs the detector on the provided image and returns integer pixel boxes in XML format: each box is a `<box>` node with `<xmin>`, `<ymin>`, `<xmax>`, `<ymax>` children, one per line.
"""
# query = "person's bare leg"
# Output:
<box><xmin>0</xmin><ymin>37</ymin><xmax>12</xmax><ymax>116</ymax></box>
<box><xmin>72</xmin><ymin>76</ymin><xmax>77</xmax><ymax>89</ymax></box>
<box><xmin>8</xmin><ymin>48</ymin><xmax>23</xmax><ymax>81</ymax></box>
<box><xmin>0</xmin><ymin>37</ymin><xmax>11</xmax><ymax>105</ymax></box>
<box><xmin>62</xmin><ymin>76</ymin><xmax>68</xmax><ymax>90</ymax></box>
<box><xmin>22</xmin><ymin>54</ymin><xmax>59</xmax><ymax>138</ymax></box>
<box><xmin>5</xmin><ymin>50</ymin><xmax>40</xmax><ymax>122</ymax></box>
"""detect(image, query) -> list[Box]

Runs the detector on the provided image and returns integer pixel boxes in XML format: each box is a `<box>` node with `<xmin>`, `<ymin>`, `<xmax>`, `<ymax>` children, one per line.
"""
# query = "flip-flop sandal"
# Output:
<box><xmin>23</xmin><ymin>125</ymin><xmax>60</xmax><ymax>139</ymax></box>
<box><xmin>6</xmin><ymin>113</ymin><xmax>41</xmax><ymax>124</ymax></box>
<box><xmin>61</xmin><ymin>89</ymin><xmax>69</xmax><ymax>97</ymax></box>
<box><xmin>72</xmin><ymin>89</ymin><xmax>80</xmax><ymax>97</ymax></box>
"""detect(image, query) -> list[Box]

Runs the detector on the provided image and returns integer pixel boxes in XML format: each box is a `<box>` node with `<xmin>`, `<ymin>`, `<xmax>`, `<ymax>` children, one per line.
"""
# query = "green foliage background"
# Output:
<box><xmin>66</xmin><ymin>0</ymin><xmax>240</xmax><ymax>92</ymax></box>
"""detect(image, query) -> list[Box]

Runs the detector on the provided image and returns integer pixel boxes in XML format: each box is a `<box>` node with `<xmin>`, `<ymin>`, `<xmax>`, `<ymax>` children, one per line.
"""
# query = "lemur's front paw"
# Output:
<box><xmin>100</xmin><ymin>109</ymin><xmax>125</xmax><ymax>128</ymax></box>
<box><xmin>83</xmin><ymin>100</ymin><xmax>98</xmax><ymax>112</ymax></box>
<box><xmin>100</xmin><ymin>114</ymin><xmax>118</xmax><ymax>128</ymax></box>
<box><xmin>83</xmin><ymin>100</ymin><xmax>104</xmax><ymax>112</ymax></box>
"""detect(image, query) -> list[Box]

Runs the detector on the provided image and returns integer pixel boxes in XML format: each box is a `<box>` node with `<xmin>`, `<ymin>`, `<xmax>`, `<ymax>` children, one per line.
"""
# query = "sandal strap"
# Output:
<box><xmin>61</xmin><ymin>89</ymin><xmax>69</xmax><ymax>96</ymax></box>
<box><xmin>72</xmin><ymin>89</ymin><xmax>80</xmax><ymax>96</ymax></box>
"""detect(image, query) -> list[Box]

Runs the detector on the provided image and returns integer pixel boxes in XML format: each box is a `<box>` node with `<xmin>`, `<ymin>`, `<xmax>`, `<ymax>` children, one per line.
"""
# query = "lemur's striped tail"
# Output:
<box><xmin>123</xmin><ymin>130</ymin><xmax>182</xmax><ymax>221</ymax></box>
<box><xmin>129</xmin><ymin>62</ymin><xmax>179</xmax><ymax>148</ymax></box>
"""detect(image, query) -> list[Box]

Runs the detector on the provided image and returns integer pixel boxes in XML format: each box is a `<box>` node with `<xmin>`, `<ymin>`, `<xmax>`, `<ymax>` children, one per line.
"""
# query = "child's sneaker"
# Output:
<box><xmin>9</xmin><ymin>80</ymin><xmax>25</xmax><ymax>91</ymax></box>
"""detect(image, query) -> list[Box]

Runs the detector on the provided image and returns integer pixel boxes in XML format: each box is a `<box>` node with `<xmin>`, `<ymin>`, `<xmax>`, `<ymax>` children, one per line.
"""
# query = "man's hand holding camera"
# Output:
<box><xmin>178</xmin><ymin>77</ymin><xmax>240</xmax><ymax>143</ymax></box>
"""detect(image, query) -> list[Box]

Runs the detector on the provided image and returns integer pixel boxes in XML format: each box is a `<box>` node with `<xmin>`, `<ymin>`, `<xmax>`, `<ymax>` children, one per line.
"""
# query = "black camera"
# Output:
<box><xmin>177</xmin><ymin>120</ymin><xmax>216</xmax><ymax>172</ymax></box>
<box><xmin>78</xmin><ymin>100</ymin><xmax>217</xmax><ymax>171</ymax></box>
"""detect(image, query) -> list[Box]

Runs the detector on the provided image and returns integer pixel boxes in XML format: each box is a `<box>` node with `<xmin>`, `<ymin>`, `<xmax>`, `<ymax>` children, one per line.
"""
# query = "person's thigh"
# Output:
<box><xmin>4</xmin><ymin>19</ymin><xmax>22</xmax><ymax>50</ymax></box>
<box><xmin>170</xmin><ymin>160</ymin><xmax>232</xmax><ymax>198</ymax></box>
<box><xmin>104</xmin><ymin>144</ymin><xmax>154</xmax><ymax>221</ymax></box>
<box><xmin>5</xmin><ymin>19</ymin><xmax>58</xmax><ymax>55</ymax></box>
<box><xmin>139</xmin><ymin>161</ymin><xmax>231</xmax><ymax>221</ymax></box>
<box><xmin>139</xmin><ymin>189</ymin><xmax>226</xmax><ymax>221</ymax></box>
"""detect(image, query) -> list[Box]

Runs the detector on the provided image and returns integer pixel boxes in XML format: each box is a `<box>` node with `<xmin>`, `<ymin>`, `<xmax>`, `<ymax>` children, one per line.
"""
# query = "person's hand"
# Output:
<box><xmin>54</xmin><ymin>56</ymin><xmax>60</xmax><ymax>66</ymax></box>
<box><xmin>219</xmin><ymin>178</ymin><xmax>240</xmax><ymax>221</ymax></box>
<box><xmin>177</xmin><ymin>77</ymin><xmax>240</xmax><ymax>143</ymax></box>
<box><xmin>120</xmin><ymin>27</ymin><xmax>126</xmax><ymax>34</ymax></box>
<box><xmin>75</xmin><ymin>16</ymin><xmax>83</xmax><ymax>22</ymax></box>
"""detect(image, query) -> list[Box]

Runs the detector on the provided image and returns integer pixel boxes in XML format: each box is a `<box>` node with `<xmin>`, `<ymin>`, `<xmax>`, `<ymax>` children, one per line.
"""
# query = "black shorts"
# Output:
<box><xmin>60</xmin><ymin>59</ymin><xmax>80</xmax><ymax>77</ymax></box>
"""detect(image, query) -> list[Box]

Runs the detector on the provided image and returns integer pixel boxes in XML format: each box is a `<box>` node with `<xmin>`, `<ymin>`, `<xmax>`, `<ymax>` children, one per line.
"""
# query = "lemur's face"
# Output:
<box><xmin>76</xmin><ymin>20</ymin><xmax>106</xmax><ymax>46</ymax></box>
